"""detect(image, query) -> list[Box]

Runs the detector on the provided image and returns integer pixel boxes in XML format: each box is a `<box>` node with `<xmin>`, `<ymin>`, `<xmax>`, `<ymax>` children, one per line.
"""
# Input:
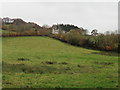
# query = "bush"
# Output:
<box><xmin>63</xmin><ymin>30</ymin><xmax>88</xmax><ymax>46</ymax></box>
<box><xmin>87</xmin><ymin>34</ymin><xmax>119</xmax><ymax>51</ymax></box>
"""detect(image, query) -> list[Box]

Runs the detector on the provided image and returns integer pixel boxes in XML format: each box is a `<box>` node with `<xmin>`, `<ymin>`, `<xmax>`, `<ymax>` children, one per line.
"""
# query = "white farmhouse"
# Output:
<box><xmin>52</xmin><ymin>25</ymin><xmax>59</xmax><ymax>34</ymax></box>
<box><xmin>52</xmin><ymin>25</ymin><xmax>66</xmax><ymax>34</ymax></box>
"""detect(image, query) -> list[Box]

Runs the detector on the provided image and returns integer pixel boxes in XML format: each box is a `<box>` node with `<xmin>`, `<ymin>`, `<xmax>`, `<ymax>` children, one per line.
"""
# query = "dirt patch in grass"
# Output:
<box><xmin>94</xmin><ymin>61</ymin><xmax>114</xmax><ymax>65</ymax></box>
<box><xmin>42</xmin><ymin>61</ymin><xmax>69</xmax><ymax>65</ymax></box>
<box><xmin>59</xmin><ymin>62</ymin><xmax>68</xmax><ymax>65</ymax></box>
<box><xmin>2</xmin><ymin>81</ymin><xmax>12</xmax><ymax>85</ymax></box>
<box><xmin>41</xmin><ymin>61</ymin><xmax>57</xmax><ymax>64</ymax></box>
<box><xmin>17</xmin><ymin>58</ymin><xmax>30</xmax><ymax>61</ymax></box>
<box><xmin>77</xmin><ymin>64</ymin><xmax>85</xmax><ymax>68</ymax></box>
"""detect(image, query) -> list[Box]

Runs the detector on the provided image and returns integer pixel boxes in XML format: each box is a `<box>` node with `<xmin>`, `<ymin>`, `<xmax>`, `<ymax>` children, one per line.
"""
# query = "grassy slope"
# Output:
<box><xmin>2</xmin><ymin>37</ymin><xmax>118</xmax><ymax>88</ymax></box>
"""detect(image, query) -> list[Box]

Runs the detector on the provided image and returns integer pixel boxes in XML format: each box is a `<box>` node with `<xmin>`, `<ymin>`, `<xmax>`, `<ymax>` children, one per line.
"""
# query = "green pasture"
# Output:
<box><xmin>2</xmin><ymin>36</ymin><xmax>118</xmax><ymax>88</ymax></box>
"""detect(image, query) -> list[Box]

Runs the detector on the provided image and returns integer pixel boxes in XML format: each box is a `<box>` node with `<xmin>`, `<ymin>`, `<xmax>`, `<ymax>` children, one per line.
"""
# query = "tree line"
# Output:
<box><xmin>1</xmin><ymin>17</ymin><xmax>119</xmax><ymax>53</ymax></box>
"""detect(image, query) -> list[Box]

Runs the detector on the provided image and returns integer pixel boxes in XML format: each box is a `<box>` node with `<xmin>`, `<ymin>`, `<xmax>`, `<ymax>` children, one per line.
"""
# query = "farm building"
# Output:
<box><xmin>52</xmin><ymin>25</ymin><xmax>65</xmax><ymax>34</ymax></box>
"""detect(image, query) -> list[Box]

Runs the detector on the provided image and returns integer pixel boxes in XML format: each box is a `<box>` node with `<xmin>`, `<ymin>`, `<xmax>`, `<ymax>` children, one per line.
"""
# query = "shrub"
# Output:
<box><xmin>63</xmin><ymin>31</ymin><xmax>88</xmax><ymax>46</ymax></box>
<box><xmin>87</xmin><ymin>34</ymin><xmax>119</xmax><ymax>51</ymax></box>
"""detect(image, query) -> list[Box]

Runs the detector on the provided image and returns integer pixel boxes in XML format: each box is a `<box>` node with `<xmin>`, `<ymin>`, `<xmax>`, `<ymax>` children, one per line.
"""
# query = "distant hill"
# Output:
<box><xmin>2</xmin><ymin>17</ymin><xmax>88</xmax><ymax>35</ymax></box>
<box><xmin>2</xmin><ymin>17</ymin><xmax>42</xmax><ymax>32</ymax></box>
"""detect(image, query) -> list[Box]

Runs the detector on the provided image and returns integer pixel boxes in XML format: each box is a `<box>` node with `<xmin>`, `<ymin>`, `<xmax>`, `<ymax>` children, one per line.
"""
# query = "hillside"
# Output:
<box><xmin>1</xmin><ymin>18</ymin><xmax>119</xmax><ymax>52</ymax></box>
<box><xmin>2</xmin><ymin>36</ymin><xmax>118</xmax><ymax>88</ymax></box>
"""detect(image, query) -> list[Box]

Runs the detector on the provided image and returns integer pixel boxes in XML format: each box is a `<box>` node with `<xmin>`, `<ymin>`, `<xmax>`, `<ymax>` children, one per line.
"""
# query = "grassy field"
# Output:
<box><xmin>2</xmin><ymin>36</ymin><xmax>118</xmax><ymax>88</ymax></box>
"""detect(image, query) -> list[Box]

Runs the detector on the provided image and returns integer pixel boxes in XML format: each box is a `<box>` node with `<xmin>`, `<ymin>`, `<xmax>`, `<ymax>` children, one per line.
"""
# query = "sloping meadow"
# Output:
<box><xmin>2</xmin><ymin>37</ymin><xmax>118</xmax><ymax>88</ymax></box>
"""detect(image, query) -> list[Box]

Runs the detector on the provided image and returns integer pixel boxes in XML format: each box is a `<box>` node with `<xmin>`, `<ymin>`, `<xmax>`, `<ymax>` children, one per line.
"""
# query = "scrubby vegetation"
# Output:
<box><xmin>51</xmin><ymin>31</ymin><xmax>119</xmax><ymax>52</ymax></box>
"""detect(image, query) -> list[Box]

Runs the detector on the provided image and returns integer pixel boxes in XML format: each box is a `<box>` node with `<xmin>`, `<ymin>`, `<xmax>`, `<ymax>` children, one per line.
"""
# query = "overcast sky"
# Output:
<box><xmin>1</xmin><ymin>1</ymin><xmax>118</xmax><ymax>33</ymax></box>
